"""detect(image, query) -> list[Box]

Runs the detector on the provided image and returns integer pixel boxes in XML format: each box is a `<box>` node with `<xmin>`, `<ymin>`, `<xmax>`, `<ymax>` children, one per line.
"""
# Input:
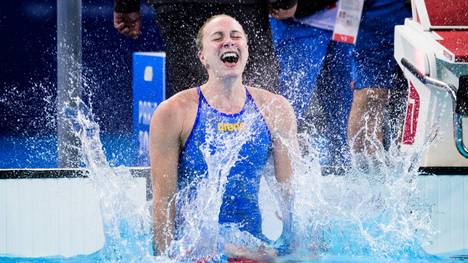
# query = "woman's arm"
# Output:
<box><xmin>149</xmin><ymin>100</ymin><xmax>182</xmax><ymax>255</ymax></box>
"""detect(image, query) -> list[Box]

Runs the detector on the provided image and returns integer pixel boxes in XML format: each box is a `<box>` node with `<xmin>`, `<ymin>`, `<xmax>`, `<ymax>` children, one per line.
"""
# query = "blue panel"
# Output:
<box><xmin>132</xmin><ymin>52</ymin><xmax>166</xmax><ymax>166</ymax></box>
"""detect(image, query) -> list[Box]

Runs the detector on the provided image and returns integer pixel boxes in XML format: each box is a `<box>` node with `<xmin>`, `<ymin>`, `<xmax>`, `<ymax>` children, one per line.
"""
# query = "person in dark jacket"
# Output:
<box><xmin>114</xmin><ymin>0</ymin><xmax>296</xmax><ymax>98</ymax></box>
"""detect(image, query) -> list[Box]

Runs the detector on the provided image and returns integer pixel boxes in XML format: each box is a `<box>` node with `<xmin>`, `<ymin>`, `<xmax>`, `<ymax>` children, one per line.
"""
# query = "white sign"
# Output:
<box><xmin>332</xmin><ymin>0</ymin><xmax>364</xmax><ymax>44</ymax></box>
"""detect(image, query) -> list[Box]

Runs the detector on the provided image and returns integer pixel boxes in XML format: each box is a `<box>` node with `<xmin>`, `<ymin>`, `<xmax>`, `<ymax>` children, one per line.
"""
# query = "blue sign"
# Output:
<box><xmin>132</xmin><ymin>52</ymin><xmax>165</xmax><ymax>166</ymax></box>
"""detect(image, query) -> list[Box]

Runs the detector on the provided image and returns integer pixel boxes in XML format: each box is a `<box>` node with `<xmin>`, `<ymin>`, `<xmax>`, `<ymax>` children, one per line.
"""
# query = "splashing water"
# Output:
<box><xmin>278</xmin><ymin>103</ymin><xmax>440</xmax><ymax>261</ymax></box>
<box><xmin>67</xmin><ymin>98</ymin><xmax>274</xmax><ymax>262</ymax></box>
<box><xmin>61</xmin><ymin>93</ymin><xmax>444</xmax><ymax>262</ymax></box>
<box><xmin>65</xmin><ymin>98</ymin><xmax>154</xmax><ymax>263</ymax></box>
<box><xmin>288</xmin><ymin>143</ymin><xmax>435</xmax><ymax>260</ymax></box>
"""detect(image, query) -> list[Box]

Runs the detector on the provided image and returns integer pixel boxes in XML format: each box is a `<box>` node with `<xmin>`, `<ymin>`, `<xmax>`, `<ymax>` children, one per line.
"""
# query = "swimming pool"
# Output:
<box><xmin>1</xmin><ymin>165</ymin><xmax>467</xmax><ymax>262</ymax></box>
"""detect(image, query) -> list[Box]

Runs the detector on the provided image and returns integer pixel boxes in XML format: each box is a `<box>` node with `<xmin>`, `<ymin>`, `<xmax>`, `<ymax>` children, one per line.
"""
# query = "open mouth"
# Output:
<box><xmin>220</xmin><ymin>52</ymin><xmax>239</xmax><ymax>64</ymax></box>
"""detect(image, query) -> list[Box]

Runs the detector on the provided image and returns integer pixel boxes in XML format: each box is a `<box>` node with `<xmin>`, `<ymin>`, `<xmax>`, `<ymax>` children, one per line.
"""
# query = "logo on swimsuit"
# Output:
<box><xmin>218</xmin><ymin>122</ymin><xmax>244</xmax><ymax>132</ymax></box>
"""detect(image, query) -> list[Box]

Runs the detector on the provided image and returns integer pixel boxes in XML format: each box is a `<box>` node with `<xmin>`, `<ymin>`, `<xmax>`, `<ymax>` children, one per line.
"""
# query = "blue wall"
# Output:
<box><xmin>0</xmin><ymin>0</ymin><xmax>163</xmax><ymax>136</ymax></box>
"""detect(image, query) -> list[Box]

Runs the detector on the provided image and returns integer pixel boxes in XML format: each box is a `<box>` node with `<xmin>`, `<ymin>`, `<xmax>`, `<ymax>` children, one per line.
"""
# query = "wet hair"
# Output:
<box><xmin>195</xmin><ymin>14</ymin><xmax>247</xmax><ymax>51</ymax></box>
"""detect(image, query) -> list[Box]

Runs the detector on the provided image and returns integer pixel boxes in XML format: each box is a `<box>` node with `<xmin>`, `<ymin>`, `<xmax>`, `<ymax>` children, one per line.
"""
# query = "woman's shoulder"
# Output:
<box><xmin>152</xmin><ymin>88</ymin><xmax>199</xmax><ymax>121</ymax></box>
<box><xmin>246</xmin><ymin>86</ymin><xmax>290</xmax><ymax>108</ymax></box>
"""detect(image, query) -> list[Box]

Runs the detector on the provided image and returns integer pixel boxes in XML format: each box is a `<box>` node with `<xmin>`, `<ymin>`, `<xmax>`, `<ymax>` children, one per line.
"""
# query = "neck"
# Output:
<box><xmin>207</xmin><ymin>75</ymin><xmax>243</xmax><ymax>93</ymax></box>
<box><xmin>201</xmin><ymin>76</ymin><xmax>246</xmax><ymax>113</ymax></box>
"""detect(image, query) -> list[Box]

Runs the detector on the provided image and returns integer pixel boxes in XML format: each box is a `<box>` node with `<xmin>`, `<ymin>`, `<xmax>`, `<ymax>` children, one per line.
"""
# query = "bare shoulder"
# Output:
<box><xmin>151</xmin><ymin>88</ymin><xmax>198</xmax><ymax>128</ymax></box>
<box><xmin>246</xmin><ymin>86</ymin><xmax>296</xmax><ymax>139</ymax></box>
<box><xmin>247</xmin><ymin>86</ymin><xmax>294</xmax><ymax>115</ymax></box>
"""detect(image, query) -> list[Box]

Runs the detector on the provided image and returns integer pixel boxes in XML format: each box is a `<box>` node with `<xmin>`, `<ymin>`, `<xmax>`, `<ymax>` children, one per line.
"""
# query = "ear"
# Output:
<box><xmin>198</xmin><ymin>50</ymin><xmax>206</xmax><ymax>66</ymax></box>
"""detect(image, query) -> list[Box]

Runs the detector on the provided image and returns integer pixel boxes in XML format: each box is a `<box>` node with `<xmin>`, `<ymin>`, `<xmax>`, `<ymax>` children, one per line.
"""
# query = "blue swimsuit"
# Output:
<box><xmin>177</xmin><ymin>86</ymin><xmax>272</xmax><ymax>240</ymax></box>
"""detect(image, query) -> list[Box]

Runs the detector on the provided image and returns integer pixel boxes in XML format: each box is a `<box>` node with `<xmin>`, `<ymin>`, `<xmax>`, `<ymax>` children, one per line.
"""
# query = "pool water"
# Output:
<box><xmin>0</xmin><ymin>133</ymin><xmax>138</xmax><ymax>169</ymax></box>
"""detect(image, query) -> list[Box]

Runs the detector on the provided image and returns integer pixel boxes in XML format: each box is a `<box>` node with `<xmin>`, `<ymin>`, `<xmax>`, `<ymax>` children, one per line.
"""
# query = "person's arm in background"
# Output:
<box><xmin>270</xmin><ymin>0</ymin><xmax>298</xmax><ymax>20</ymax></box>
<box><xmin>113</xmin><ymin>0</ymin><xmax>141</xmax><ymax>39</ymax></box>
<box><xmin>270</xmin><ymin>0</ymin><xmax>338</xmax><ymax>20</ymax></box>
<box><xmin>149</xmin><ymin>100</ymin><xmax>183</xmax><ymax>255</ymax></box>
<box><xmin>295</xmin><ymin>0</ymin><xmax>337</xmax><ymax>18</ymax></box>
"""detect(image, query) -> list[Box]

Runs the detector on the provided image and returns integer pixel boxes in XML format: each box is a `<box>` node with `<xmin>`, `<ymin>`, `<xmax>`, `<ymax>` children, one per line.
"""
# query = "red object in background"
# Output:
<box><xmin>436</xmin><ymin>31</ymin><xmax>468</xmax><ymax>62</ymax></box>
<box><xmin>424</xmin><ymin>0</ymin><xmax>468</xmax><ymax>27</ymax></box>
<box><xmin>332</xmin><ymin>33</ymin><xmax>355</xmax><ymax>44</ymax></box>
<box><xmin>403</xmin><ymin>82</ymin><xmax>421</xmax><ymax>145</ymax></box>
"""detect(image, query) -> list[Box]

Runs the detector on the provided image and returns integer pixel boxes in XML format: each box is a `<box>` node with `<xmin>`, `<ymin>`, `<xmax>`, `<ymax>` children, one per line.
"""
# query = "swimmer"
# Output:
<box><xmin>149</xmin><ymin>14</ymin><xmax>298</xmax><ymax>260</ymax></box>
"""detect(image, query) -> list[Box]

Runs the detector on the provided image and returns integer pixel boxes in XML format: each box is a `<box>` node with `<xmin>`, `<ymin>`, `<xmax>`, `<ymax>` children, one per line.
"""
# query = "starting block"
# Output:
<box><xmin>394</xmin><ymin>0</ymin><xmax>468</xmax><ymax>170</ymax></box>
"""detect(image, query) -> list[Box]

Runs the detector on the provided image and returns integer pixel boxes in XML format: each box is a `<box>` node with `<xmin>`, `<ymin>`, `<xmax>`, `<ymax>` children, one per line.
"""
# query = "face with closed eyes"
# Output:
<box><xmin>198</xmin><ymin>15</ymin><xmax>249</xmax><ymax>80</ymax></box>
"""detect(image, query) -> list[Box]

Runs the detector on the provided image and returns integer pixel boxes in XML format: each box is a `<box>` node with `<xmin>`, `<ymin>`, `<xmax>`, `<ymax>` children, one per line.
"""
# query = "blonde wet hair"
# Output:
<box><xmin>195</xmin><ymin>14</ymin><xmax>248</xmax><ymax>51</ymax></box>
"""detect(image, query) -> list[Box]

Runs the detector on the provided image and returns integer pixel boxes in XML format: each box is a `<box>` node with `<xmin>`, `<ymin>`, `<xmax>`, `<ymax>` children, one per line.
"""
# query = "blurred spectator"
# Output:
<box><xmin>270</xmin><ymin>0</ymin><xmax>353</xmax><ymax>170</ymax></box>
<box><xmin>270</xmin><ymin>0</ymin><xmax>337</xmax><ymax>120</ymax></box>
<box><xmin>271</xmin><ymin>0</ymin><xmax>411</xmax><ymax>170</ymax></box>
<box><xmin>347</xmin><ymin>0</ymin><xmax>411</xmax><ymax>155</ymax></box>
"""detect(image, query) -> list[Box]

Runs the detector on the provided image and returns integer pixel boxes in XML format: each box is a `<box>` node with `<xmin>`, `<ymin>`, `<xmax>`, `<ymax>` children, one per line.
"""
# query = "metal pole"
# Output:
<box><xmin>57</xmin><ymin>0</ymin><xmax>82</xmax><ymax>167</ymax></box>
